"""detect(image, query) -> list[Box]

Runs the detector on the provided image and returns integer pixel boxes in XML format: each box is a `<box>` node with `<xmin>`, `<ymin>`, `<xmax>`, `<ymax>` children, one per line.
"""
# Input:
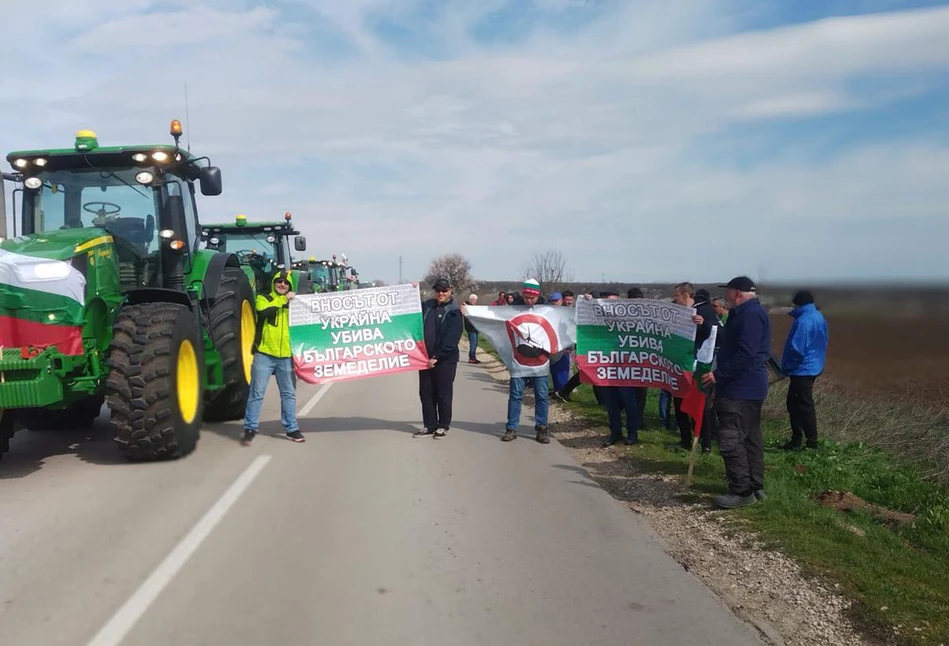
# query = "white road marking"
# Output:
<box><xmin>299</xmin><ymin>382</ymin><xmax>333</xmax><ymax>417</ymax></box>
<box><xmin>85</xmin><ymin>454</ymin><xmax>273</xmax><ymax>646</ymax></box>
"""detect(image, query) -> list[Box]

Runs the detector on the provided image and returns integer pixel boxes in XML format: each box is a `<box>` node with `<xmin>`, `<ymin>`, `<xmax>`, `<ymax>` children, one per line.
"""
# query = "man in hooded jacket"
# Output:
<box><xmin>780</xmin><ymin>290</ymin><xmax>829</xmax><ymax>450</ymax></box>
<box><xmin>415</xmin><ymin>278</ymin><xmax>464</xmax><ymax>439</ymax></box>
<box><xmin>242</xmin><ymin>270</ymin><xmax>305</xmax><ymax>445</ymax></box>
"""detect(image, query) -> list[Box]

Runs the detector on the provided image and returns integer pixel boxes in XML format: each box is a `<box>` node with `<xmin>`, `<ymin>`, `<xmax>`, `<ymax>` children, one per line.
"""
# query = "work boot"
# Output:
<box><xmin>241</xmin><ymin>429</ymin><xmax>257</xmax><ymax>446</ymax></box>
<box><xmin>502</xmin><ymin>428</ymin><xmax>517</xmax><ymax>442</ymax></box>
<box><xmin>535</xmin><ymin>426</ymin><xmax>549</xmax><ymax>444</ymax></box>
<box><xmin>713</xmin><ymin>493</ymin><xmax>757</xmax><ymax>509</ymax></box>
<box><xmin>754</xmin><ymin>489</ymin><xmax>768</xmax><ymax>501</ymax></box>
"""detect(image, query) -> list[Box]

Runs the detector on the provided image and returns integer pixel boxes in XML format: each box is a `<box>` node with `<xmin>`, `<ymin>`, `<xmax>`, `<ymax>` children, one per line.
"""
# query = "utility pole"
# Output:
<box><xmin>399</xmin><ymin>256</ymin><xmax>403</xmax><ymax>284</ymax></box>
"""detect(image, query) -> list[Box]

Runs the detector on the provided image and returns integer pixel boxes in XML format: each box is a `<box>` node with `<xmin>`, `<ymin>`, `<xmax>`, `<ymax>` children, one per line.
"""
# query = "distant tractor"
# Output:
<box><xmin>0</xmin><ymin>121</ymin><xmax>255</xmax><ymax>462</ymax></box>
<box><xmin>201</xmin><ymin>212</ymin><xmax>312</xmax><ymax>295</ymax></box>
<box><xmin>297</xmin><ymin>256</ymin><xmax>346</xmax><ymax>293</ymax></box>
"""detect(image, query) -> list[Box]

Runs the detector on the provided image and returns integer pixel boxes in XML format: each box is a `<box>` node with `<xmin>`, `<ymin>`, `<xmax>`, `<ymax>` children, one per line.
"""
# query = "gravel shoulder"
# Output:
<box><xmin>466</xmin><ymin>339</ymin><xmax>880</xmax><ymax>646</ymax></box>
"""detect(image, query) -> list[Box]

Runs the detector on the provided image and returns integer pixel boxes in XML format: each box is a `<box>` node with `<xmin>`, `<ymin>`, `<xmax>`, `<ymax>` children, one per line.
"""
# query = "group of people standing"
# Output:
<box><xmin>236</xmin><ymin>270</ymin><xmax>828</xmax><ymax>511</ymax></box>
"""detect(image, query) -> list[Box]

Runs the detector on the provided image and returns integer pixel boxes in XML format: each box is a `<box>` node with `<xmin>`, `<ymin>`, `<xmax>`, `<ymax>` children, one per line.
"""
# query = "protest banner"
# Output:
<box><xmin>464</xmin><ymin>305</ymin><xmax>576</xmax><ymax>378</ymax></box>
<box><xmin>289</xmin><ymin>283</ymin><xmax>429</xmax><ymax>384</ymax></box>
<box><xmin>575</xmin><ymin>298</ymin><xmax>698</xmax><ymax>395</ymax></box>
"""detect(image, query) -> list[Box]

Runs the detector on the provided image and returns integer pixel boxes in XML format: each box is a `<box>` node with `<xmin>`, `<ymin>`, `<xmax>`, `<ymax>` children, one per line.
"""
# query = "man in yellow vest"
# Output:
<box><xmin>242</xmin><ymin>270</ymin><xmax>305</xmax><ymax>445</ymax></box>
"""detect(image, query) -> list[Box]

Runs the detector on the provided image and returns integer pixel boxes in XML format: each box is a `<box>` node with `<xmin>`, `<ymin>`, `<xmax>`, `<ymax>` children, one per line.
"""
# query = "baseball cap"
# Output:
<box><xmin>719</xmin><ymin>276</ymin><xmax>756</xmax><ymax>292</ymax></box>
<box><xmin>432</xmin><ymin>278</ymin><xmax>451</xmax><ymax>291</ymax></box>
<box><xmin>549</xmin><ymin>291</ymin><xmax>563</xmax><ymax>301</ymax></box>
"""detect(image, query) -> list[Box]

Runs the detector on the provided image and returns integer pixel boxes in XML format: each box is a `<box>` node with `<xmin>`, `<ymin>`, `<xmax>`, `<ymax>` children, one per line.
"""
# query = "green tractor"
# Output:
<box><xmin>0</xmin><ymin>121</ymin><xmax>255</xmax><ymax>462</ymax></box>
<box><xmin>200</xmin><ymin>212</ymin><xmax>312</xmax><ymax>295</ymax></box>
<box><xmin>296</xmin><ymin>256</ymin><xmax>345</xmax><ymax>293</ymax></box>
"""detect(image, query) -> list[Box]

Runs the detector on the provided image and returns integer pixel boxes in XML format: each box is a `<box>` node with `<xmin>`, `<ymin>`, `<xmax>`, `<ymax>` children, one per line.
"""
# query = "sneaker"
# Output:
<box><xmin>554</xmin><ymin>390</ymin><xmax>571</xmax><ymax>403</ymax></box>
<box><xmin>502</xmin><ymin>428</ymin><xmax>517</xmax><ymax>442</ymax></box>
<box><xmin>535</xmin><ymin>426</ymin><xmax>549</xmax><ymax>444</ymax></box>
<box><xmin>434</xmin><ymin>428</ymin><xmax>447</xmax><ymax>439</ymax></box>
<box><xmin>414</xmin><ymin>428</ymin><xmax>435</xmax><ymax>438</ymax></box>
<box><xmin>713</xmin><ymin>493</ymin><xmax>757</xmax><ymax>509</ymax></box>
<box><xmin>241</xmin><ymin>429</ymin><xmax>257</xmax><ymax>446</ymax></box>
<box><xmin>754</xmin><ymin>489</ymin><xmax>768</xmax><ymax>501</ymax></box>
<box><xmin>286</xmin><ymin>431</ymin><xmax>306</xmax><ymax>443</ymax></box>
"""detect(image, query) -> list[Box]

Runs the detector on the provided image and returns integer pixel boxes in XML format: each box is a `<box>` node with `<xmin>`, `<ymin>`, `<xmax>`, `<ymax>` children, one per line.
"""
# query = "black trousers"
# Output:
<box><xmin>562</xmin><ymin>371</ymin><xmax>581</xmax><ymax>395</ymax></box>
<box><xmin>419</xmin><ymin>360</ymin><xmax>458</xmax><ymax>430</ymax></box>
<box><xmin>715</xmin><ymin>398</ymin><xmax>764</xmax><ymax>496</ymax></box>
<box><xmin>787</xmin><ymin>375</ymin><xmax>818</xmax><ymax>447</ymax></box>
<box><xmin>672</xmin><ymin>395</ymin><xmax>714</xmax><ymax>451</ymax></box>
<box><xmin>632</xmin><ymin>387</ymin><xmax>647</xmax><ymax>428</ymax></box>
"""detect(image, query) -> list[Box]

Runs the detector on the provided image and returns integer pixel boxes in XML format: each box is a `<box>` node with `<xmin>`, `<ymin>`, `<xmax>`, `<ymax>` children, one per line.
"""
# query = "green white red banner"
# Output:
<box><xmin>575</xmin><ymin>298</ymin><xmax>698</xmax><ymax>397</ymax></box>
<box><xmin>0</xmin><ymin>249</ymin><xmax>86</xmax><ymax>355</ymax></box>
<box><xmin>289</xmin><ymin>283</ymin><xmax>429</xmax><ymax>384</ymax></box>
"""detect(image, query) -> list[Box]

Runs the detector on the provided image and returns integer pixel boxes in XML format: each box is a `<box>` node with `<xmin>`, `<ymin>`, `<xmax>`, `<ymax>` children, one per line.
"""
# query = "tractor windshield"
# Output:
<box><xmin>24</xmin><ymin>167</ymin><xmax>159</xmax><ymax>253</ymax></box>
<box><xmin>216</xmin><ymin>233</ymin><xmax>275</xmax><ymax>260</ymax></box>
<box><xmin>310</xmin><ymin>265</ymin><xmax>332</xmax><ymax>289</ymax></box>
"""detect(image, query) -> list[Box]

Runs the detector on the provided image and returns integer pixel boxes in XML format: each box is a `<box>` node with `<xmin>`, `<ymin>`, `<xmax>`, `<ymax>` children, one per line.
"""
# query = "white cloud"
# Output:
<box><xmin>2</xmin><ymin>1</ymin><xmax>948</xmax><ymax>284</ymax></box>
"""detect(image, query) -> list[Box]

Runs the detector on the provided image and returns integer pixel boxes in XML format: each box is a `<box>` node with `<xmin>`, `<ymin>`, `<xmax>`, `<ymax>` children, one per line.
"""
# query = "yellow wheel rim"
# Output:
<box><xmin>176</xmin><ymin>339</ymin><xmax>199</xmax><ymax>424</ymax></box>
<box><xmin>240</xmin><ymin>300</ymin><xmax>255</xmax><ymax>383</ymax></box>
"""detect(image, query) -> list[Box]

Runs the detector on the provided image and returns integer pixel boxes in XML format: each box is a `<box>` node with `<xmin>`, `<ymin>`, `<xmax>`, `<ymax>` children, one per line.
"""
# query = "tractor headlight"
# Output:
<box><xmin>24</xmin><ymin>177</ymin><xmax>42</xmax><ymax>190</ymax></box>
<box><xmin>34</xmin><ymin>158</ymin><xmax>48</xmax><ymax>167</ymax></box>
<box><xmin>159</xmin><ymin>229</ymin><xmax>175</xmax><ymax>239</ymax></box>
<box><xmin>266</xmin><ymin>235</ymin><xmax>276</xmax><ymax>243</ymax></box>
<box><xmin>18</xmin><ymin>261</ymin><xmax>73</xmax><ymax>281</ymax></box>
<box><xmin>152</xmin><ymin>151</ymin><xmax>169</xmax><ymax>162</ymax></box>
<box><xmin>209</xmin><ymin>237</ymin><xmax>220</xmax><ymax>246</ymax></box>
<box><xmin>132</xmin><ymin>153</ymin><xmax>148</xmax><ymax>162</ymax></box>
<box><xmin>13</xmin><ymin>158</ymin><xmax>28</xmax><ymax>169</ymax></box>
<box><xmin>135</xmin><ymin>171</ymin><xmax>154</xmax><ymax>185</ymax></box>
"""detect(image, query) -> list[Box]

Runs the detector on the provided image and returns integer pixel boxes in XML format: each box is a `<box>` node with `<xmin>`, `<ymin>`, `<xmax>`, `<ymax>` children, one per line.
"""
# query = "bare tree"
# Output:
<box><xmin>521</xmin><ymin>250</ymin><xmax>571</xmax><ymax>295</ymax></box>
<box><xmin>424</xmin><ymin>253</ymin><xmax>476</xmax><ymax>296</ymax></box>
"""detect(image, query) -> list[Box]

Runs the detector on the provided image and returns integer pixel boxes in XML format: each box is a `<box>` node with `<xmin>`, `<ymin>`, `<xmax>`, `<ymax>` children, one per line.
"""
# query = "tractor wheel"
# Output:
<box><xmin>18</xmin><ymin>396</ymin><xmax>104</xmax><ymax>431</ymax></box>
<box><xmin>0</xmin><ymin>409</ymin><xmax>15</xmax><ymax>461</ymax></box>
<box><xmin>204</xmin><ymin>265</ymin><xmax>255</xmax><ymax>422</ymax></box>
<box><xmin>106</xmin><ymin>302</ymin><xmax>205</xmax><ymax>461</ymax></box>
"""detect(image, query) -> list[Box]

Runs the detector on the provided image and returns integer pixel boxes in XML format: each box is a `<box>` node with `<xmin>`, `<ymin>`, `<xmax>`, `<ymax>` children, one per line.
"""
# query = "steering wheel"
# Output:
<box><xmin>235</xmin><ymin>249</ymin><xmax>259</xmax><ymax>264</ymax></box>
<box><xmin>83</xmin><ymin>201</ymin><xmax>122</xmax><ymax>226</ymax></box>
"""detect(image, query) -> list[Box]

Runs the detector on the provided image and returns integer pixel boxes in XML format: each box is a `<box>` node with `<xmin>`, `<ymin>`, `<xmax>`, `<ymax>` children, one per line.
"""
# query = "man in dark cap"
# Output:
<box><xmin>415</xmin><ymin>278</ymin><xmax>463</xmax><ymax>439</ymax></box>
<box><xmin>701</xmin><ymin>276</ymin><xmax>772</xmax><ymax>508</ymax></box>
<box><xmin>780</xmin><ymin>289</ymin><xmax>828</xmax><ymax>450</ymax></box>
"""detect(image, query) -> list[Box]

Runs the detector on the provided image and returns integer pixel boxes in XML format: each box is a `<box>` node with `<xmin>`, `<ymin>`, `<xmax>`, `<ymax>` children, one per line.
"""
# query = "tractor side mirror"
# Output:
<box><xmin>294</xmin><ymin>236</ymin><xmax>307</xmax><ymax>252</ymax></box>
<box><xmin>199</xmin><ymin>166</ymin><xmax>223</xmax><ymax>196</ymax></box>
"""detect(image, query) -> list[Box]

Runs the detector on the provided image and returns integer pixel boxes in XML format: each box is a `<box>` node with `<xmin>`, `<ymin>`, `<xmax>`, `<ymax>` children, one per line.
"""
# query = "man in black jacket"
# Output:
<box><xmin>701</xmin><ymin>276</ymin><xmax>772</xmax><ymax>508</ymax></box>
<box><xmin>671</xmin><ymin>282</ymin><xmax>721</xmax><ymax>452</ymax></box>
<box><xmin>416</xmin><ymin>278</ymin><xmax>464</xmax><ymax>439</ymax></box>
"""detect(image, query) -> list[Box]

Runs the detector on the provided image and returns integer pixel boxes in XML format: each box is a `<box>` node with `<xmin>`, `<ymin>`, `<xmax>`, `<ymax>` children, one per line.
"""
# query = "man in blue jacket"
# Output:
<box><xmin>415</xmin><ymin>278</ymin><xmax>464</xmax><ymax>439</ymax></box>
<box><xmin>780</xmin><ymin>290</ymin><xmax>828</xmax><ymax>450</ymax></box>
<box><xmin>701</xmin><ymin>276</ymin><xmax>772</xmax><ymax>509</ymax></box>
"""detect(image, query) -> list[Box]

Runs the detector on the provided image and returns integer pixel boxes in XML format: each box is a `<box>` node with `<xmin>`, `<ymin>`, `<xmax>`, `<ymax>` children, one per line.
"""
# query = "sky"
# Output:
<box><xmin>2</xmin><ymin>0</ymin><xmax>948</xmax><ymax>285</ymax></box>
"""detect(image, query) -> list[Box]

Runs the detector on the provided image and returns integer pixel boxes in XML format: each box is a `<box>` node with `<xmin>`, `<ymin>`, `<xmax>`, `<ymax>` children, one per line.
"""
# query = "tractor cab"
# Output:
<box><xmin>305</xmin><ymin>257</ymin><xmax>345</xmax><ymax>292</ymax></box>
<box><xmin>201</xmin><ymin>212</ymin><xmax>309</xmax><ymax>294</ymax></box>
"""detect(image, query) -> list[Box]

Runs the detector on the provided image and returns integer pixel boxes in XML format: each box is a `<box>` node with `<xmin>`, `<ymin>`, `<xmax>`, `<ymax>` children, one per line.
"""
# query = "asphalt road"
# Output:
<box><xmin>0</xmin><ymin>362</ymin><xmax>763</xmax><ymax>646</ymax></box>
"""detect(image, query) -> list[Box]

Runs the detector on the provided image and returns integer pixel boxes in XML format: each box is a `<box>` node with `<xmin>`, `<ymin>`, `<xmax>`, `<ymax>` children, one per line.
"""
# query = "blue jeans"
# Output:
<box><xmin>604</xmin><ymin>386</ymin><xmax>640</xmax><ymax>441</ymax></box>
<box><xmin>507</xmin><ymin>376</ymin><xmax>549</xmax><ymax>430</ymax></box>
<box><xmin>468</xmin><ymin>332</ymin><xmax>479</xmax><ymax>360</ymax></box>
<box><xmin>243</xmin><ymin>352</ymin><xmax>298</xmax><ymax>433</ymax></box>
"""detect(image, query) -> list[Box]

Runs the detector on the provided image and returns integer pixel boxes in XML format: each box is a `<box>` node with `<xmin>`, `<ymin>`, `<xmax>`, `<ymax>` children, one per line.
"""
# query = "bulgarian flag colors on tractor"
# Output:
<box><xmin>0</xmin><ymin>249</ymin><xmax>86</xmax><ymax>356</ymax></box>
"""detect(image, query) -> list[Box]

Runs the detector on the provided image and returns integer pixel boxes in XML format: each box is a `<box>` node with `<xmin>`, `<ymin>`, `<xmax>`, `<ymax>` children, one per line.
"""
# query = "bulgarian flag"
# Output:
<box><xmin>0</xmin><ymin>249</ymin><xmax>86</xmax><ymax>356</ymax></box>
<box><xmin>679</xmin><ymin>325</ymin><xmax>718</xmax><ymax>435</ymax></box>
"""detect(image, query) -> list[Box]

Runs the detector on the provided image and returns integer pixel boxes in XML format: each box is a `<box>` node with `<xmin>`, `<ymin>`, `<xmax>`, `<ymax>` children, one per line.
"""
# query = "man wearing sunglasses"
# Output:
<box><xmin>242</xmin><ymin>270</ymin><xmax>305</xmax><ymax>445</ymax></box>
<box><xmin>415</xmin><ymin>278</ymin><xmax>464</xmax><ymax>439</ymax></box>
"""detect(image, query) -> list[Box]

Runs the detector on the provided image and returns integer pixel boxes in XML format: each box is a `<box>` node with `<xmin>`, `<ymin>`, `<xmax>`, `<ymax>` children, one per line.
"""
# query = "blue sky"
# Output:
<box><xmin>2</xmin><ymin>0</ymin><xmax>948</xmax><ymax>285</ymax></box>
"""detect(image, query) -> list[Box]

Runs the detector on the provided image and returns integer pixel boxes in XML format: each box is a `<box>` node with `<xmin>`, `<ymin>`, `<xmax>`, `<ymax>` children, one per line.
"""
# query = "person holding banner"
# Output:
<box><xmin>701</xmin><ymin>276</ymin><xmax>772</xmax><ymax>509</ymax></box>
<box><xmin>242</xmin><ymin>270</ymin><xmax>304</xmax><ymax>445</ymax></box>
<box><xmin>502</xmin><ymin>279</ymin><xmax>552</xmax><ymax>444</ymax></box>
<box><xmin>415</xmin><ymin>278</ymin><xmax>464</xmax><ymax>439</ymax></box>
<box><xmin>671</xmin><ymin>282</ymin><xmax>720</xmax><ymax>453</ymax></box>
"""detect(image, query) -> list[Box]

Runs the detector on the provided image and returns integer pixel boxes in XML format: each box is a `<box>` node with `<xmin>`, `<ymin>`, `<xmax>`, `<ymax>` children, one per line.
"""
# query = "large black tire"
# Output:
<box><xmin>204</xmin><ymin>265</ymin><xmax>255</xmax><ymax>422</ymax></box>
<box><xmin>106</xmin><ymin>302</ymin><xmax>205</xmax><ymax>461</ymax></box>
<box><xmin>17</xmin><ymin>396</ymin><xmax>104</xmax><ymax>431</ymax></box>
<box><xmin>0</xmin><ymin>409</ymin><xmax>15</xmax><ymax>461</ymax></box>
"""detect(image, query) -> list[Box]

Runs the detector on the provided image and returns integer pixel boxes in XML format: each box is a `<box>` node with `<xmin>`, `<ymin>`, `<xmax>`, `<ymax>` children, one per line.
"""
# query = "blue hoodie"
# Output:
<box><xmin>780</xmin><ymin>303</ymin><xmax>828</xmax><ymax>377</ymax></box>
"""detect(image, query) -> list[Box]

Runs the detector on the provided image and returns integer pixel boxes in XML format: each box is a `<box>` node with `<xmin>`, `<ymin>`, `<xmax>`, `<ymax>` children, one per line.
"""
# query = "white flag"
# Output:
<box><xmin>465</xmin><ymin>305</ymin><xmax>577</xmax><ymax>378</ymax></box>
